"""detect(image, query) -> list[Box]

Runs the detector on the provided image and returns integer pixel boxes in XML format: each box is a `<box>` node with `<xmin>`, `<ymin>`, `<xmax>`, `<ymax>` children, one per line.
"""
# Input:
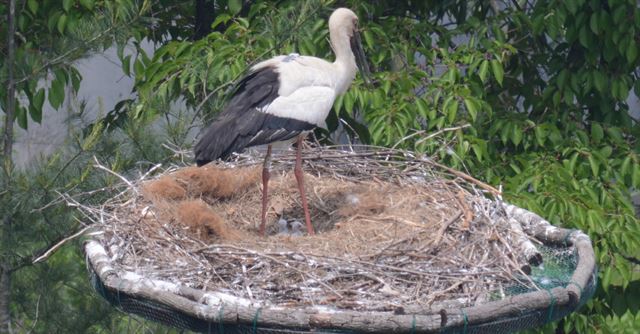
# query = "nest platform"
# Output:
<box><xmin>82</xmin><ymin>145</ymin><xmax>596</xmax><ymax>333</ymax></box>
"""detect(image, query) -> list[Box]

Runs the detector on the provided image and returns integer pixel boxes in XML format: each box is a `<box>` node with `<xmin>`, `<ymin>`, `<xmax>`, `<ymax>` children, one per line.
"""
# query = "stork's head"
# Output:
<box><xmin>329</xmin><ymin>8</ymin><xmax>372</xmax><ymax>85</ymax></box>
<box><xmin>329</xmin><ymin>8</ymin><xmax>359</xmax><ymax>33</ymax></box>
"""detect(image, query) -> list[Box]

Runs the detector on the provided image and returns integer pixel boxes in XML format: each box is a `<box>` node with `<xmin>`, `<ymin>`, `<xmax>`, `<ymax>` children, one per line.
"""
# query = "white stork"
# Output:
<box><xmin>194</xmin><ymin>8</ymin><xmax>370</xmax><ymax>236</ymax></box>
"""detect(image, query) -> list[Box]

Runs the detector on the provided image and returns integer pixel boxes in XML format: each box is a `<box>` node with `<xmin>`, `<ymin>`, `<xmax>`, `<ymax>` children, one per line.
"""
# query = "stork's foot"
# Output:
<box><xmin>260</xmin><ymin>145</ymin><xmax>273</xmax><ymax>237</ymax></box>
<box><xmin>294</xmin><ymin>135</ymin><xmax>315</xmax><ymax>235</ymax></box>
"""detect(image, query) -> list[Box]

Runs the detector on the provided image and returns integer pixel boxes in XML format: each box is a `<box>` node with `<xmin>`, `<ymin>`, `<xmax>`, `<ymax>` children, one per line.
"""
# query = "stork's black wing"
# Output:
<box><xmin>194</xmin><ymin>66</ymin><xmax>315</xmax><ymax>166</ymax></box>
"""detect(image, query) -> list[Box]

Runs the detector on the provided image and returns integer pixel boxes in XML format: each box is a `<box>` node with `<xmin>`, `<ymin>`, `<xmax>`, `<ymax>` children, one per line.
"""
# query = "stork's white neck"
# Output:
<box><xmin>330</xmin><ymin>29</ymin><xmax>357</xmax><ymax>95</ymax></box>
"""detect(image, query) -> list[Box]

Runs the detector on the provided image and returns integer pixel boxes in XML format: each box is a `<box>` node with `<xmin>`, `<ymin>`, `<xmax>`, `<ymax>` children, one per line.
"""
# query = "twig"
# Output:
<box><xmin>423</xmin><ymin>158</ymin><xmax>501</xmax><ymax>196</ymax></box>
<box><xmin>24</xmin><ymin>294</ymin><xmax>40</xmax><ymax>334</ymax></box>
<box><xmin>456</xmin><ymin>191</ymin><xmax>474</xmax><ymax>230</ymax></box>
<box><xmin>416</xmin><ymin>124</ymin><xmax>472</xmax><ymax>145</ymax></box>
<box><xmin>33</xmin><ymin>225</ymin><xmax>93</xmax><ymax>264</ymax></box>
<box><xmin>93</xmin><ymin>156</ymin><xmax>138</xmax><ymax>194</ymax></box>
<box><xmin>433</xmin><ymin>211</ymin><xmax>463</xmax><ymax>247</ymax></box>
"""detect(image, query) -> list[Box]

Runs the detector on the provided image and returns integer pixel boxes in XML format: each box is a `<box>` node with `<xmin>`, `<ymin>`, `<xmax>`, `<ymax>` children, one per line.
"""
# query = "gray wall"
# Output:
<box><xmin>13</xmin><ymin>44</ymin><xmax>139</xmax><ymax>169</ymax></box>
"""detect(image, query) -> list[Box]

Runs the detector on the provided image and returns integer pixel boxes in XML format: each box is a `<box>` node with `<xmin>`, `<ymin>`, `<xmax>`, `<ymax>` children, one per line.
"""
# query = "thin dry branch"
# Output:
<box><xmin>33</xmin><ymin>225</ymin><xmax>93</xmax><ymax>264</ymax></box>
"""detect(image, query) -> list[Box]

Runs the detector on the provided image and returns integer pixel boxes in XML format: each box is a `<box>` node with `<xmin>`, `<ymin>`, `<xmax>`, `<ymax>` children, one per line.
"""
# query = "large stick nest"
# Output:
<box><xmin>85</xmin><ymin>145</ymin><xmax>543</xmax><ymax>312</ymax></box>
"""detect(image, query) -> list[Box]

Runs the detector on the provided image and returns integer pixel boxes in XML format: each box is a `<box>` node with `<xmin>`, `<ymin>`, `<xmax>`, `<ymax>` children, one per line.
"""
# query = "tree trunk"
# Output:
<box><xmin>1</xmin><ymin>0</ymin><xmax>16</xmax><ymax>332</ymax></box>
<box><xmin>3</xmin><ymin>0</ymin><xmax>16</xmax><ymax>170</ymax></box>
<box><xmin>194</xmin><ymin>0</ymin><xmax>216</xmax><ymax>40</ymax></box>
<box><xmin>0</xmin><ymin>265</ymin><xmax>10</xmax><ymax>334</ymax></box>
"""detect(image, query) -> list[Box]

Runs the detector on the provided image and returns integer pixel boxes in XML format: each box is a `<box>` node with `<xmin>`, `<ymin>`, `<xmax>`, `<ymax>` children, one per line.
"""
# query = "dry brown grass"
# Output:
<box><xmin>139</xmin><ymin>165</ymin><xmax>260</xmax><ymax>242</ymax></box>
<box><xmin>139</xmin><ymin>163</ymin><xmax>462</xmax><ymax>258</ymax></box>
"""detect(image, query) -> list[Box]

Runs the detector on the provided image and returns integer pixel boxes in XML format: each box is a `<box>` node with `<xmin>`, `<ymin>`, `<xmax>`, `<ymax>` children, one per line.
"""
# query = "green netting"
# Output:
<box><xmin>439</xmin><ymin>245</ymin><xmax>597</xmax><ymax>334</ymax></box>
<box><xmin>87</xmin><ymin>242</ymin><xmax>596</xmax><ymax>334</ymax></box>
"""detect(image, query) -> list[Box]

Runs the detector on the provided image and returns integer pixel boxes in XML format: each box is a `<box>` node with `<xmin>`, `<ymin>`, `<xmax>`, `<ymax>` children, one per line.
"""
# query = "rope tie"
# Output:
<box><xmin>410</xmin><ymin>314</ymin><xmax>416</xmax><ymax>334</ymax></box>
<box><xmin>567</xmin><ymin>280</ymin><xmax>584</xmax><ymax>296</ymax></box>
<box><xmin>545</xmin><ymin>289</ymin><xmax>556</xmax><ymax>322</ymax></box>
<box><xmin>218</xmin><ymin>304</ymin><xmax>225</xmax><ymax>334</ymax></box>
<box><xmin>562</xmin><ymin>230</ymin><xmax>577</xmax><ymax>246</ymax></box>
<box><xmin>116</xmin><ymin>279</ymin><xmax>124</xmax><ymax>308</ymax></box>
<box><xmin>252</xmin><ymin>307</ymin><xmax>262</xmax><ymax>334</ymax></box>
<box><xmin>461</xmin><ymin>309</ymin><xmax>468</xmax><ymax>334</ymax></box>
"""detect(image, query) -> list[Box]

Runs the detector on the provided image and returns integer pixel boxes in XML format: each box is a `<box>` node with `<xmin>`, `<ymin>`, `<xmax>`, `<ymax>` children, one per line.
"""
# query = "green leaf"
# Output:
<box><xmin>333</xmin><ymin>94</ymin><xmax>344</xmax><ymax>113</ymax></box>
<box><xmin>54</xmin><ymin>68</ymin><xmax>68</xmax><ymax>85</ymax></box>
<box><xmin>446</xmin><ymin>99</ymin><xmax>458</xmax><ymax>123</ymax></box>
<box><xmin>620</xmin><ymin>155</ymin><xmax>632</xmax><ymax>177</ymax></box>
<box><xmin>552</xmin><ymin>91</ymin><xmax>561</xmax><ymax>106</ymax></box>
<box><xmin>626</xmin><ymin>40</ymin><xmax>638</xmax><ymax>63</ymax></box>
<box><xmin>589</xmin><ymin>14</ymin><xmax>599</xmax><ymax>34</ymax></box>
<box><xmin>547</xmin><ymin>13</ymin><xmax>559</xmax><ymax>39</ymax></box>
<box><xmin>490</xmin><ymin>59</ymin><xmax>504</xmax><ymax>86</ymax></box>
<box><xmin>17</xmin><ymin>106</ymin><xmax>28</xmax><ymax>129</ymax></box>
<box><xmin>557</xmin><ymin>69</ymin><xmax>568</xmax><ymax>89</ymax></box>
<box><xmin>122</xmin><ymin>55</ymin><xmax>131</xmax><ymax>76</ymax></box>
<box><xmin>27</xmin><ymin>0</ymin><xmax>38</xmax><ymax>13</ymax></box>
<box><xmin>33</xmin><ymin>88</ymin><xmax>45</xmax><ymax>113</ymax></box>
<box><xmin>228</xmin><ymin>0</ymin><xmax>242</xmax><ymax>15</ymax></box>
<box><xmin>49</xmin><ymin>76</ymin><xmax>66</xmax><ymax>109</ymax></box>
<box><xmin>63</xmin><ymin>0</ymin><xmax>73</xmax><ymax>12</ymax></box>
<box><xmin>70</xmin><ymin>70</ymin><xmax>82</xmax><ymax>92</ymax></box>
<box><xmin>588</xmin><ymin>154</ymin><xmax>600</xmax><ymax>177</ymax></box>
<box><xmin>578</xmin><ymin>25</ymin><xmax>589</xmax><ymax>48</ymax></box>
<box><xmin>599</xmin><ymin>146</ymin><xmax>612</xmax><ymax>158</ymax></box>
<box><xmin>57</xmin><ymin>14</ymin><xmax>68</xmax><ymax>34</ymax></box>
<box><xmin>568</xmin><ymin>152</ymin><xmax>579</xmax><ymax>174</ymax></box>
<box><xmin>363</xmin><ymin>30</ymin><xmax>374</xmax><ymax>49</ymax></box>
<box><xmin>133</xmin><ymin>59</ymin><xmax>144</xmax><ymax>76</ymax></box>
<box><xmin>444</xmin><ymin>67</ymin><xmax>458</xmax><ymax>83</ymax></box>
<box><xmin>511</xmin><ymin>125</ymin><xmax>523</xmax><ymax>146</ymax></box>
<box><xmin>633</xmin><ymin>164</ymin><xmax>640</xmax><ymax>188</ymax></box>
<box><xmin>29</xmin><ymin>105</ymin><xmax>42</xmax><ymax>123</ymax></box>
<box><xmin>212</xmin><ymin>14</ymin><xmax>232</xmax><ymax>30</ymax></box>
<box><xmin>478</xmin><ymin>60</ymin><xmax>489</xmax><ymax>83</ymax></box>
<box><xmin>344</xmin><ymin>92</ymin><xmax>354</xmax><ymax>115</ymax></box>
<box><xmin>79</xmin><ymin>0</ymin><xmax>94</xmax><ymax>10</ymax></box>
<box><xmin>463</xmin><ymin>97</ymin><xmax>478</xmax><ymax>121</ymax></box>
<box><xmin>602</xmin><ymin>266</ymin><xmax>612</xmax><ymax>292</ymax></box>
<box><xmin>565</xmin><ymin>1</ymin><xmax>578</xmax><ymax>14</ymax></box>
<box><xmin>382</xmin><ymin>80</ymin><xmax>391</xmax><ymax>94</ymax></box>
<box><xmin>612</xmin><ymin>5</ymin><xmax>625</xmax><ymax>24</ymax></box>
<box><xmin>534</xmin><ymin>125</ymin><xmax>546</xmax><ymax>146</ymax></box>
<box><xmin>416</xmin><ymin>98</ymin><xmax>429</xmax><ymax>118</ymax></box>
<box><xmin>593</xmin><ymin>71</ymin><xmax>606</xmax><ymax>93</ymax></box>
<box><xmin>591</xmin><ymin>123</ymin><xmax>603</xmax><ymax>143</ymax></box>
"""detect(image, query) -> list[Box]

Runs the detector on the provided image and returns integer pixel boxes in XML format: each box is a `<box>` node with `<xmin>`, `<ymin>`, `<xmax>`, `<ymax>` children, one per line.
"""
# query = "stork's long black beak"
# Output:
<box><xmin>351</xmin><ymin>29</ymin><xmax>372</xmax><ymax>86</ymax></box>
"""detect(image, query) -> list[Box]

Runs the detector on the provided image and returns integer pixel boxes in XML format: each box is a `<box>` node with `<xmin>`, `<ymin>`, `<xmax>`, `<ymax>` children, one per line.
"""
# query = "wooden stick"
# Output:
<box><xmin>433</xmin><ymin>211</ymin><xmax>463</xmax><ymax>247</ymax></box>
<box><xmin>33</xmin><ymin>225</ymin><xmax>92</xmax><ymax>264</ymax></box>
<box><xmin>423</xmin><ymin>159</ymin><xmax>501</xmax><ymax>196</ymax></box>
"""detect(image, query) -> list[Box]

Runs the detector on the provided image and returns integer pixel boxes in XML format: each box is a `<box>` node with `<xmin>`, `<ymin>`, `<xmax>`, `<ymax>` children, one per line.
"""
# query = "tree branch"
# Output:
<box><xmin>622</xmin><ymin>255</ymin><xmax>640</xmax><ymax>266</ymax></box>
<box><xmin>32</xmin><ymin>225</ymin><xmax>92</xmax><ymax>264</ymax></box>
<box><xmin>3</xmin><ymin>0</ymin><xmax>16</xmax><ymax>173</ymax></box>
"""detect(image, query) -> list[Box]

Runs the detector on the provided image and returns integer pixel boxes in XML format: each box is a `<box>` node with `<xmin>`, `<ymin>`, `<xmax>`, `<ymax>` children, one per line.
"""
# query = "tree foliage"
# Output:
<box><xmin>0</xmin><ymin>0</ymin><xmax>186</xmax><ymax>333</ymax></box>
<box><xmin>2</xmin><ymin>0</ymin><xmax>639</xmax><ymax>332</ymax></box>
<box><xmin>115</xmin><ymin>0</ymin><xmax>639</xmax><ymax>332</ymax></box>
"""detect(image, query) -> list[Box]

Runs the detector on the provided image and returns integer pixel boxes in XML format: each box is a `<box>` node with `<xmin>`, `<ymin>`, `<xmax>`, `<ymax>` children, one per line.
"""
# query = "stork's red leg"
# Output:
<box><xmin>294</xmin><ymin>135</ymin><xmax>315</xmax><ymax>235</ymax></box>
<box><xmin>260</xmin><ymin>144</ymin><xmax>273</xmax><ymax>236</ymax></box>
